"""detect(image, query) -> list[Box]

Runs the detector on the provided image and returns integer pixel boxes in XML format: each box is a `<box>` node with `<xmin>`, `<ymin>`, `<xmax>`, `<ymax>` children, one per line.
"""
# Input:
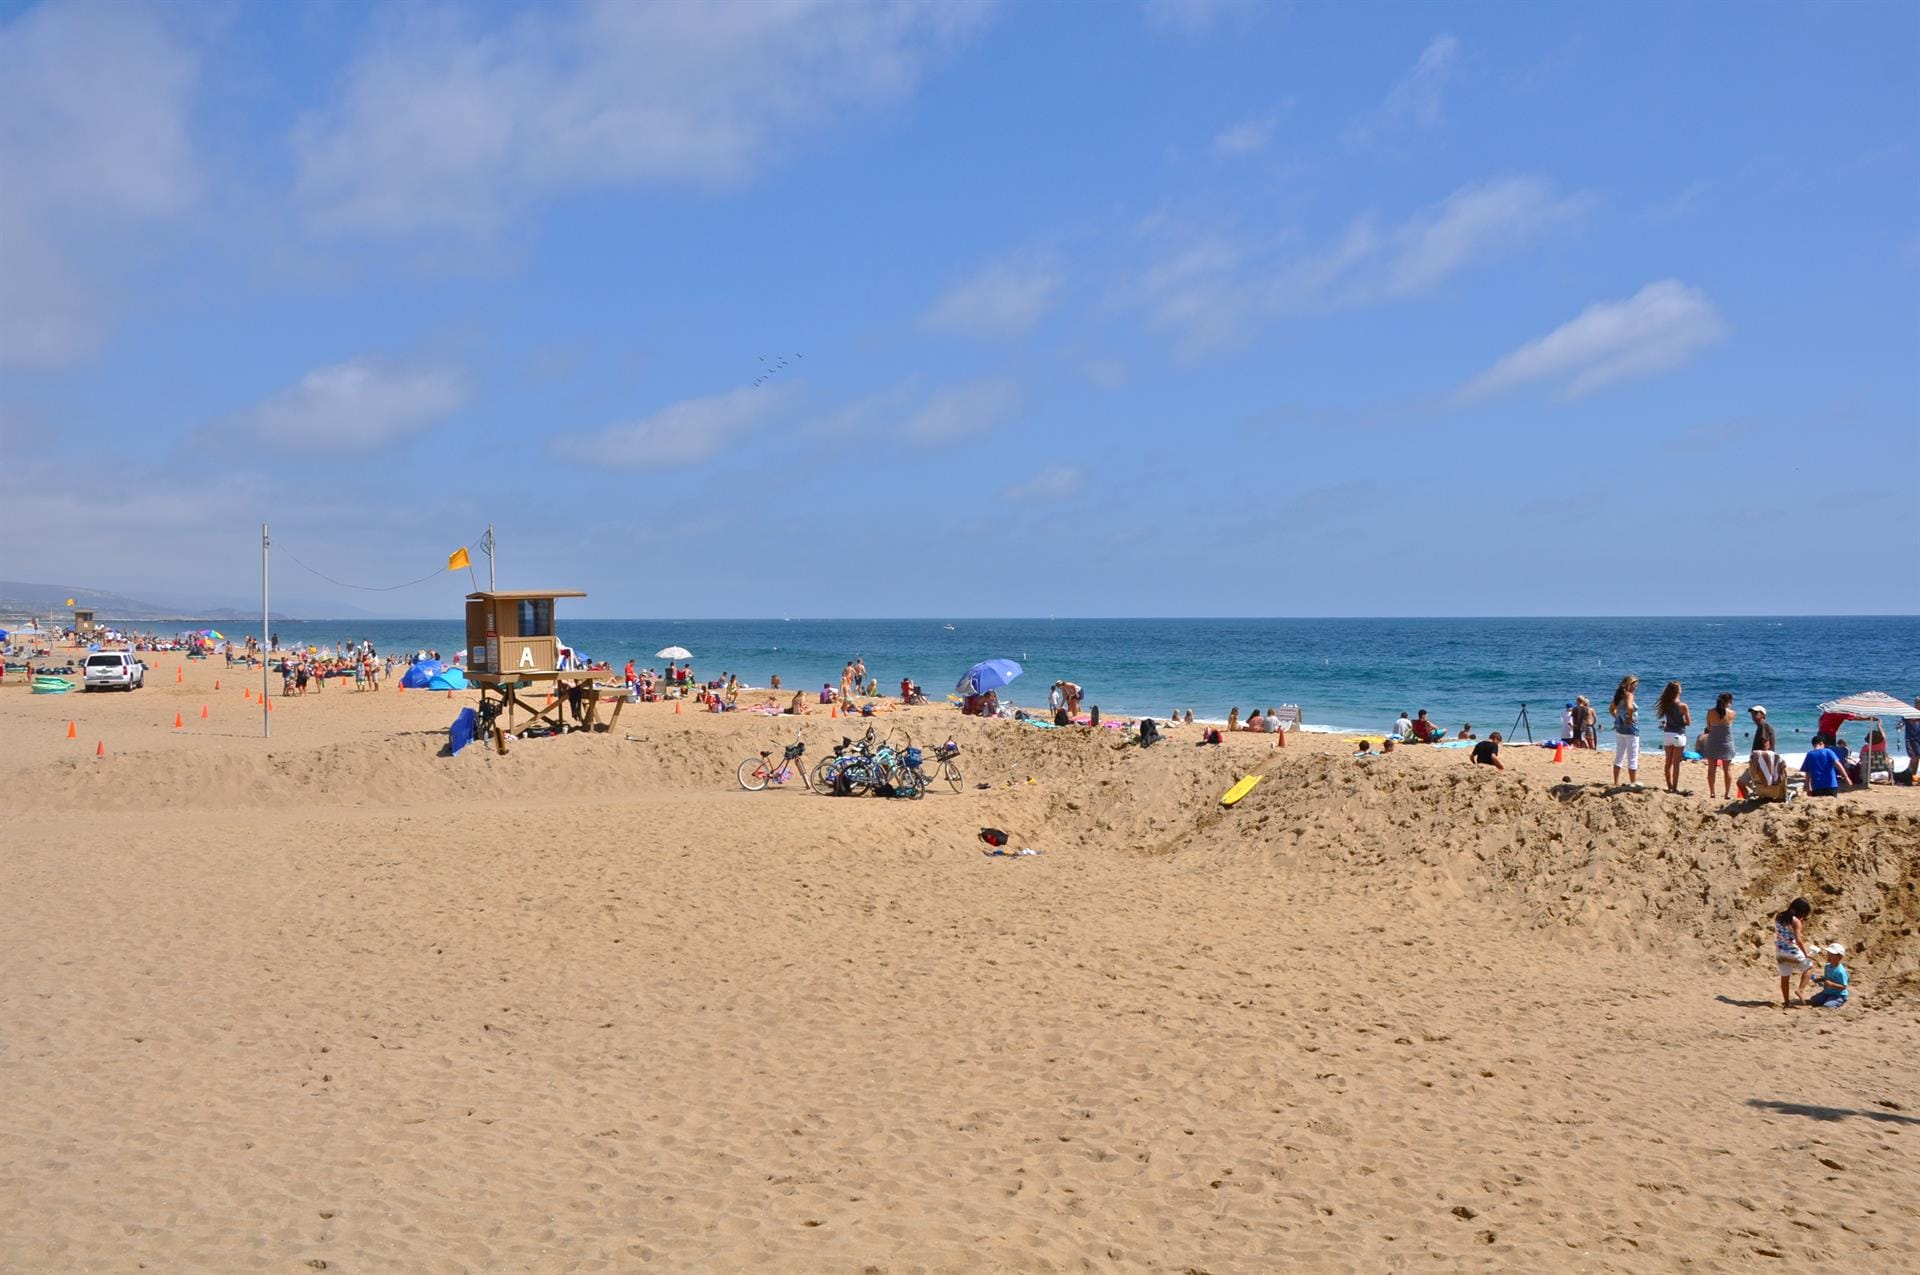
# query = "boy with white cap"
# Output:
<box><xmin>1809</xmin><ymin>943</ymin><xmax>1850</xmax><ymax>1008</ymax></box>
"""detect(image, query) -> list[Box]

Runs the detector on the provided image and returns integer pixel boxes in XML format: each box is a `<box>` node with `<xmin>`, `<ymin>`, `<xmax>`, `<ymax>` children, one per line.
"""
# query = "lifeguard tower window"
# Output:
<box><xmin>517</xmin><ymin>598</ymin><xmax>555</xmax><ymax>637</ymax></box>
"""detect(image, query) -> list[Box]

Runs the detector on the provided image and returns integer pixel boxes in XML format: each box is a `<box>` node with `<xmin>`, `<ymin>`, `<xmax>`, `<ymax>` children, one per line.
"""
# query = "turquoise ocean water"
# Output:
<box><xmin>219</xmin><ymin>616</ymin><xmax>1916</xmax><ymax>749</ymax></box>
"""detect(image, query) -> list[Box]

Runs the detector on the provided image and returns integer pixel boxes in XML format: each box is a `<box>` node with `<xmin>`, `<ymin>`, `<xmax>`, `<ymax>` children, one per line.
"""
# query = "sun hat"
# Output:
<box><xmin>1825</xmin><ymin>942</ymin><xmax>1846</xmax><ymax>956</ymax></box>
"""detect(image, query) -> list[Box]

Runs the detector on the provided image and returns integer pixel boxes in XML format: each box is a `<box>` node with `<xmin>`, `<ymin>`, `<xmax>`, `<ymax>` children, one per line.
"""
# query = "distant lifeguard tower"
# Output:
<box><xmin>72</xmin><ymin>608</ymin><xmax>96</xmax><ymax>636</ymax></box>
<box><xmin>464</xmin><ymin>588</ymin><xmax>620</xmax><ymax>735</ymax></box>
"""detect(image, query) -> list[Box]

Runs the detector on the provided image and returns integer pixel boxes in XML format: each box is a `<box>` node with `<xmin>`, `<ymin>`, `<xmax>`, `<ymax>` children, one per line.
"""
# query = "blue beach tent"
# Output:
<box><xmin>400</xmin><ymin>659</ymin><xmax>445</xmax><ymax>689</ymax></box>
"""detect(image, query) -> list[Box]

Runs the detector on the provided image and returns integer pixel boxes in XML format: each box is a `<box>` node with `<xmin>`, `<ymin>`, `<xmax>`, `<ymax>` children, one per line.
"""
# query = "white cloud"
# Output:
<box><xmin>1211</xmin><ymin>115</ymin><xmax>1278</xmax><ymax>158</ymax></box>
<box><xmin>217</xmin><ymin>357</ymin><xmax>472</xmax><ymax>451</ymax></box>
<box><xmin>921</xmin><ymin>255</ymin><xmax>1063</xmax><ymax>339</ymax></box>
<box><xmin>1005</xmin><ymin>464</ymin><xmax>1083</xmax><ymax>501</ymax></box>
<box><xmin>1458</xmin><ymin>280</ymin><xmax>1727</xmax><ymax>402</ymax></box>
<box><xmin>295</xmin><ymin>0</ymin><xmax>991</xmax><ymax>238</ymax></box>
<box><xmin>552</xmin><ymin>383</ymin><xmax>797</xmax><ymax>467</ymax></box>
<box><xmin>1372</xmin><ymin>176</ymin><xmax>1587</xmax><ymax>299</ymax></box>
<box><xmin>901</xmin><ymin>378</ymin><xmax>1022</xmax><ymax>444</ymax></box>
<box><xmin>0</xmin><ymin>0</ymin><xmax>198</xmax><ymax>368</ymax></box>
<box><xmin>1133</xmin><ymin>176</ymin><xmax>1586</xmax><ymax>353</ymax></box>
<box><xmin>1344</xmin><ymin>34</ymin><xmax>1458</xmax><ymax>147</ymax></box>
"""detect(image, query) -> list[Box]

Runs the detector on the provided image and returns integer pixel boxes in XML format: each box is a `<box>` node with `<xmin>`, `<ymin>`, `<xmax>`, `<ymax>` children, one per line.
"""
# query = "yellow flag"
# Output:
<box><xmin>448</xmin><ymin>547</ymin><xmax>471</xmax><ymax>571</ymax></box>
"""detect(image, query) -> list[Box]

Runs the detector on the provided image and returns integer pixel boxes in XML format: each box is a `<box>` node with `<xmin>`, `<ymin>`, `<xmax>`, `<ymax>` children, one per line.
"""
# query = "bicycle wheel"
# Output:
<box><xmin>738</xmin><ymin>757</ymin><xmax>771</xmax><ymax>791</ymax></box>
<box><xmin>942</xmin><ymin>759</ymin><xmax>963</xmax><ymax>792</ymax></box>
<box><xmin>897</xmin><ymin>764</ymin><xmax>926</xmax><ymax>799</ymax></box>
<box><xmin>809</xmin><ymin>758</ymin><xmax>838</xmax><ymax>794</ymax></box>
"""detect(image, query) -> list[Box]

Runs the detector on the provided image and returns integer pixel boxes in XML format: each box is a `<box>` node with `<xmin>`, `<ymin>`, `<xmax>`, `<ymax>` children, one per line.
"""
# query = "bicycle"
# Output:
<box><xmin>920</xmin><ymin>738</ymin><xmax>963</xmax><ymax>792</ymax></box>
<box><xmin>739</xmin><ymin>739</ymin><xmax>808</xmax><ymax>791</ymax></box>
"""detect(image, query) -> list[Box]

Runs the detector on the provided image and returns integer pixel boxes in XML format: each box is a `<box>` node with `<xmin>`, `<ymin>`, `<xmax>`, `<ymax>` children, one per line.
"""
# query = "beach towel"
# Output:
<box><xmin>1748</xmin><ymin>750</ymin><xmax>1785</xmax><ymax>786</ymax></box>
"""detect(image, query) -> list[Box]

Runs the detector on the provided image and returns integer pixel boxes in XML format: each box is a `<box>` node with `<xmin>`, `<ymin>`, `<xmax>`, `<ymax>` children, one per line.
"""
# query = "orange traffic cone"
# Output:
<box><xmin>674</xmin><ymin>698</ymin><xmax>681</xmax><ymax>715</ymax></box>
<box><xmin>214</xmin><ymin>679</ymin><xmax>220</xmax><ymax>690</ymax></box>
<box><xmin>244</xmin><ymin>687</ymin><xmax>252</xmax><ymax>701</ymax></box>
<box><xmin>176</xmin><ymin>667</ymin><xmax>183</xmax><ymax>684</ymax></box>
<box><xmin>201</xmin><ymin>705</ymin><xmax>209</xmax><ymax>719</ymax></box>
<box><xmin>173</xmin><ymin>712</ymin><xmax>183</xmax><ymax>729</ymax></box>
<box><xmin>96</xmin><ymin>740</ymin><xmax>105</xmax><ymax>757</ymax></box>
<box><xmin>266</xmin><ymin>697</ymin><xmax>273</xmax><ymax>712</ymax></box>
<box><xmin>67</xmin><ymin>720</ymin><xmax>77</xmax><ymax>739</ymax></box>
<box><xmin>831</xmin><ymin>704</ymin><xmax>839</xmax><ymax>718</ymax></box>
<box><xmin>445</xmin><ymin>690</ymin><xmax>451</xmax><ymax>699</ymax></box>
<box><xmin>1274</xmin><ymin>728</ymin><xmax>1286</xmax><ymax>748</ymax></box>
<box><xmin>1553</xmin><ymin>742</ymin><xmax>1566</xmax><ymax>764</ymax></box>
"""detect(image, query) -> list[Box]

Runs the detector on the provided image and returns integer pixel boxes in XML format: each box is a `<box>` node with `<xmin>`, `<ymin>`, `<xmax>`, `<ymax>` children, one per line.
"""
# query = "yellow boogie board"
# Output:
<box><xmin>1221</xmin><ymin>774</ymin><xmax>1264</xmax><ymax>806</ymax></box>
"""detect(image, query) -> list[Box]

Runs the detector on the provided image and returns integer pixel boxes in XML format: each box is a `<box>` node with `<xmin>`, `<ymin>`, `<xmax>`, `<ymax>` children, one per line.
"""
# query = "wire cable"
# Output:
<box><xmin>275</xmin><ymin>527</ymin><xmax>489</xmax><ymax>593</ymax></box>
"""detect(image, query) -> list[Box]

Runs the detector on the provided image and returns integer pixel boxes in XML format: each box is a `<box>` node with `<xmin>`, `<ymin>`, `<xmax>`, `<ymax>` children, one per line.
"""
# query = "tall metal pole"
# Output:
<box><xmin>262</xmin><ymin>523</ymin><xmax>271</xmax><ymax>739</ymax></box>
<box><xmin>486</xmin><ymin>523</ymin><xmax>496</xmax><ymax>591</ymax></box>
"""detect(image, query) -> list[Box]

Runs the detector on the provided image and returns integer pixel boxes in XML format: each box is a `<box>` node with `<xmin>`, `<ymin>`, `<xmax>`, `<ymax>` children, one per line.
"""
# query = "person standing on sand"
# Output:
<box><xmin>1572</xmin><ymin>695</ymin><xmax>1597</xmax><ymax>748</ymax></box>
<box><xmin>1062</xmin><ymin>681</ymin><xmax>1083</xmax><ymax>716</ymax></box>
<box><xmin>1610</xmin><ymin>675</ymin><xmax>1641</xmax><ymax>786</ymax></box>
<box><xmin>1774</xmin><ymin>897</ymin><xmax>1818</xmax><ymax>1007</ymax></box>
<box><xmin>1906</xmin><ymin>697</ymin><xmax>1920</xmax><ymax>781</ymax></box>
<box><xmin>1656</xmin><ymin>681</ymin><xmax>1691</xmax><ymax>794</ymax></box>
<box><xmin>1561</xmin><ymin>702</ymin><xmax>1575</xmax><ymax>741</ymax></box>
<box><xmin>1702</xmin><ymin>693</ymin><xmax>1738</xmax><ymax>798</ymax></box>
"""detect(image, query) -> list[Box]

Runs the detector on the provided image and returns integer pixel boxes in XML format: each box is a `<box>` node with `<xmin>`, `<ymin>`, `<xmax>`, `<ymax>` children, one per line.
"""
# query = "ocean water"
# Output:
<box><xmin>223</xmin><ymin>615</ymin><xmax>1917</xmax><ymax>749</ymax></box>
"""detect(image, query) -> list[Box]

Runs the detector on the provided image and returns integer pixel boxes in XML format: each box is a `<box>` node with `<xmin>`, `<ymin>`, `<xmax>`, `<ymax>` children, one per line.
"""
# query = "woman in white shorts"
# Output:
<box><xmin>1655</xmin><ymin>680</ymin><xmax>1692</xmax><ymax>794</ymax></box>
<box><xmin>1609</xmin><ymin>674</ymin><xmax>1641</xmax><ymax>786</ymax></box>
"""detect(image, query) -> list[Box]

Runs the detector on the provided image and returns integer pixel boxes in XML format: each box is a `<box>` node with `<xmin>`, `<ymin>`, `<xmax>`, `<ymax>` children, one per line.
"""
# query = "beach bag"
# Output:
<box><xmin>903</xmin><ymin>747</ymin><xmax>923</xmax><ymax>769</ymax></box>
<box><xmin>1054</xmin><ymin>707</ymin><xmax>1070</xmax><ymax>726</ymax></box>
<box><xmin>1139</xmin><ymin>719</ymin><xmax>1160</xmax><ymax>748</ymax></box>
<box><xmin>979</xmin><ymin>827</ymin><xmax>1009</xmax><ymax>848</ymax></box>
<box><xmin>831</xmin><ymin>769</ymin><xmax>854</xmax><ymax>797</ymax></box>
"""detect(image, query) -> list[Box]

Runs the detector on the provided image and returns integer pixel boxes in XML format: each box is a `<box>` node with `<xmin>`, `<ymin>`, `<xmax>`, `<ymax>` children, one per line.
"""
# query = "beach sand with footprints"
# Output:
<box><xmin>3</xmin><ymin>652</ymin><xmax>1917</xmax><ymax>1271</ymax></box>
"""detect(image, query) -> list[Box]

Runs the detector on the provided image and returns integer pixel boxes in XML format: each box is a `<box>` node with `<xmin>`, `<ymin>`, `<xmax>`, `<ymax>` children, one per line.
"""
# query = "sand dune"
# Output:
<box><xmin>2</xmin><ymin>657</ymin><xmax>1917</xmax><ymax>1270</ymax></box>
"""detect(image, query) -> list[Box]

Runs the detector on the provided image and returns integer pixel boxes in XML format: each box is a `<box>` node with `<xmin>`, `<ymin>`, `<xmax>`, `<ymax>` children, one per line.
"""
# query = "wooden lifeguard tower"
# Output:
<box><xmin>72</xmin><ymin>608</ymin><xmax>96</xmax><ymax>636</ymax></box>
<box><xmin>464</xmin><ymin>588</ymin><xmax>622</xmax><ymax>735</ymax></box>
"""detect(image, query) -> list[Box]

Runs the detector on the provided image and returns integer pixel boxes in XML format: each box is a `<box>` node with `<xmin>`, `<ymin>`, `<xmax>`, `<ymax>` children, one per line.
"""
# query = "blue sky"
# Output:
<box><xmin>1</xmin><ymin>0</ymin><xmax>1914</xmax><ymax>618</ymax></box>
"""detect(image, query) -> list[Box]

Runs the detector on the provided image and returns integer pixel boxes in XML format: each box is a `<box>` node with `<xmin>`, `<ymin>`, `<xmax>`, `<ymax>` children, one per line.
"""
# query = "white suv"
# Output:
<box><xmin>83</xmin><ymin>651</ymin><xmax>146</xmax><ymax>691</ymax></box>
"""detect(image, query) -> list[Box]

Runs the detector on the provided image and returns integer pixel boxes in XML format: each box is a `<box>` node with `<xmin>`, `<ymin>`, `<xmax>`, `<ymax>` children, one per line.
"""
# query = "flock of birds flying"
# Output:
<box><xmin>752</xmin><ymin>352</ymin><xmax>802</xmax><ymax>388</ymax></box>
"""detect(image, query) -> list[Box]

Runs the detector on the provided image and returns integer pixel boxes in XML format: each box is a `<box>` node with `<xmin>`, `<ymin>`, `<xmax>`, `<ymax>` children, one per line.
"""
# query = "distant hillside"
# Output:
<box><xmin>0</xmin><ymin>580</ymin><xmax>309</xmax><ymax>624</ymax></box>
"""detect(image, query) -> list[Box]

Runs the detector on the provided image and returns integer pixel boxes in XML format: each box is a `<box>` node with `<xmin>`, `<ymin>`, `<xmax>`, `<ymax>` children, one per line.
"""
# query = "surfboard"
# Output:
<box><xmin>1221</xmin><ymin>774</ymin><xmax>1264</xmax><ymax>806</ymax></box>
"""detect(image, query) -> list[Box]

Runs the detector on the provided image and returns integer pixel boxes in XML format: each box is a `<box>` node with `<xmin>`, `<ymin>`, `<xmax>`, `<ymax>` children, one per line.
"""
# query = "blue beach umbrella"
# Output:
<box><xmin>956</xmin><ymin>658</ymin><xmax>1023</xmax><ymax>696</ymax></box>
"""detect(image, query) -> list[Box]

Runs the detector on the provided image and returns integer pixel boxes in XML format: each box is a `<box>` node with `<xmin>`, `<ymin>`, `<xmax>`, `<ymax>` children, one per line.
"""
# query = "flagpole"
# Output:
<box><xmin>261</xmin><ymin>522</ymin><xmax>270</xmax><ymax>739</ymax></box>
<box><xmin>486</xmin><ymin>523</ymin><xmax>496</xmax><ymax>591</ymax></box>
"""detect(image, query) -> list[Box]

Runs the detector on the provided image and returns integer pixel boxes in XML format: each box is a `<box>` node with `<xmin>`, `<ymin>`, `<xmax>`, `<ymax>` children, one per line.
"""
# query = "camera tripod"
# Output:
<box><xmin>1510</xmin><ymin>702</ymin><xmax>1534</xmax><ymax>744</ymax></box>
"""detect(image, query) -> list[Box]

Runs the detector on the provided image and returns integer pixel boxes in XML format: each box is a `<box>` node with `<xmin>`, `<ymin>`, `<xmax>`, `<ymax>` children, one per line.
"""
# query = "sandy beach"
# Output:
<box><xmin>3</xmin><ymin>650</ymin><xmax>1917</xmax><ymax>1272</ymax></box>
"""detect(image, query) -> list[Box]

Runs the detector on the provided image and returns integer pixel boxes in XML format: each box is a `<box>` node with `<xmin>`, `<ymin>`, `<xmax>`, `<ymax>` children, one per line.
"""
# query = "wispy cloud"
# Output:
<box><xmin>1131</xmin><ymin>176</ymin><xmax>1587</xmax><ymax>354</ymax></box>
<box><xmin>921</xmin><ymin>255</ymin><xmax>1063</xmax><ymax>339</ymax></box>
<box><xmin>210</xmin><ymin>357</ymin><xmax>472</xmax><ymax>451</ymax></box>
<box><xmin>1211</xmin><ymin>114</ymin><xmax>1279</xmax><ymax>158</ymax></box>
<box><xmin>0</xmin><ymin>0</ymin><xmax>199</xmax><ymax>368</ymax></box>
<box><xmin>294</xmin><ymin>0</ymin><xmax>992</xmax><ymax>239</ymax></box>
<box><xmin>902</xmin><ymin>378</ymin><xmax>1023</xmax><ymax>444</ymax></box>
<box><xmin>552</xmin><ymin>383</ymin><xmax>797</xmax><ymax>467</ymax></box>
<box><xmin>1005</xmin><ymin>463</ymin><xmax>1083</xmax><ymax>501</ymax></box>
<box><xmin>1344</xmin><ymin>34</ymin><xmax>1458</xmax><ymax>148</ymax></box>
<box><xmin>1458</xmin><ymin>280</ymin><xmax>1727</xmax><ymax>402</ymax></box>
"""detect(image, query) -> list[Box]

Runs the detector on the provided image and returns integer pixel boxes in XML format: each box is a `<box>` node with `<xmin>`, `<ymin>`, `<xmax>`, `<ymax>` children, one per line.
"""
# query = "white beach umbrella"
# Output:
<box><xmin>656</xmin><ymin>646</ymin><xmax>692</xmax><ymax>660</ymax></box>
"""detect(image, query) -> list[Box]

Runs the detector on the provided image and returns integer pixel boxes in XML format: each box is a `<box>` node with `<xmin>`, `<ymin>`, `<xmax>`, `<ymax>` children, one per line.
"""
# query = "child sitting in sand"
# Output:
<box><xmin>1471</xmin><ymin>732</ymin><xmax>1505</xmax><ymax>770</ymax></box>
<box><xmin>1809</xmin><ymin>943</ymin><xmax>1850</xmax><ymax>1008</ymax></box>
